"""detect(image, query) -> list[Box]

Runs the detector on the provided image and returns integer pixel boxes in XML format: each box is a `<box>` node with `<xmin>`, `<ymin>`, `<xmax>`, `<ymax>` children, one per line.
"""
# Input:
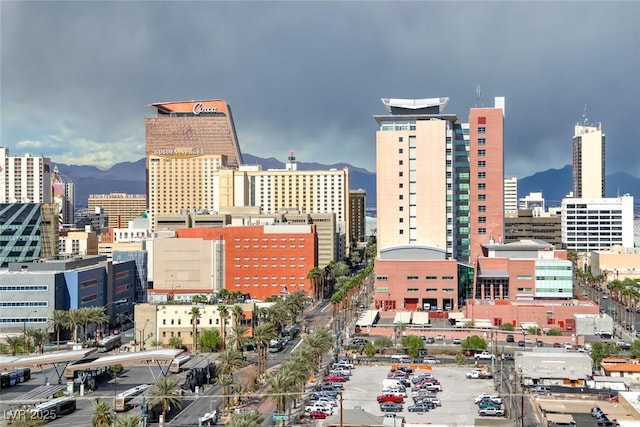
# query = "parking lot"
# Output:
<box><xmin>337</xmin><ymin>363</ymin><xmax>502</xmax><ymax>425</ymax></box>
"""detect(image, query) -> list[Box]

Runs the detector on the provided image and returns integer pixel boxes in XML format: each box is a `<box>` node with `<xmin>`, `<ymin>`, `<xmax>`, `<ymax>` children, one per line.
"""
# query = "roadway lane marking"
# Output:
<box><xmin>321</xmin><ymin>304</ymin><xmax>331</xmax><ymax>313</ymax></box>
<box><xmin>290</xmin><ymin>339</ymin><xmax>304</xmax><ymax>353</ymax></box>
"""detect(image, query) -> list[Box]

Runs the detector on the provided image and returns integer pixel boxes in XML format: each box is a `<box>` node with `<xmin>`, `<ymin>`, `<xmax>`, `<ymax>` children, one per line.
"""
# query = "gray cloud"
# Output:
<box><xmin>1</xmin><ymin>1</ymin><xmax>638</xmax><ymax>178</ymax></box>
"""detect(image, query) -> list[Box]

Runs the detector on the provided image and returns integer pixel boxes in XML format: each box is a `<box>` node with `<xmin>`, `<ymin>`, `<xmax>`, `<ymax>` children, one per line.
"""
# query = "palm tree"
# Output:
<box><xmin>147</xmin><ymin>376</ymin><xmax>183</xmax><ymax>425</ymax></box>
<box><xmin>92</xmin><ymin>401</ymin><xmax>114</xmax><ymax>427</ymax></box>
<box><xmin>91</xmin><ymin>307</ymin><xmax>109</xmax><ymax>338</ymax></box>
<box><xmin>307</xmin><ymin>267</ymin><xmax>324</xmax><ymax>301</ymax></box>
<box><xmin>217</xmin><ymin>373</ymin><xmax>234</xmax><ymax>413</ymax></box>
<box><xmin>49</xmin><ymin>310</ymin><xmax>69</xmax><ymax>350</ymax></box>
<box><xmin>228</xmin><ymin>325</ymin><xmax>249</xmax><ymax>354</ymax></box>
<box><xmin>65</xmin><ymin>309</ymin><xmax>82</xmax><ymax>343</ymax></box>
<box><xmin>266</xmin><ymin>370</ymin><xmax>292</xmax><ymax>414</ymax></box>
<box><xmin>229</xmin><ymin>410</ymin><xmax>264</xmax><ymax>427</ymax></box>
<box><xmin>5</xmin><ymin>335</ymin><xmax>23</xmax><ymax>356</ymax></box>
<box><xmin>115</xmin><ymin>415</ymin><xmax>142</xmax><ymax>427</ymax></box>
<box><xmin>253</xmin><ymin>323</ymin><xmax>277</xmax><ymax>377</ymax></box>
<box><xmin>305</xmin><ymin>327</ymin><xmax>333</xmax><ymax>370</ymax></box>
<box><xmin>217</xmin><ymin>348</ymin><xmax>245</xmax><ymax>376</ymax></box>
<box><xmin>218</xmin><ymin>305</ymin><xmax>229</xmax><ymax>349</ymax></box>
<box><xmin>28</xmin><ymin>329</ymin><xmax>49</xmax><ymax>354</ymax></box>
<box><xmin>190</xmin><ymin>307</ymin><xmax>201</xmax><ymax>353</ymax></box>
<box><xmin>232</xmin><ymin>305</ymin><xmax>244</xmax><ymax>329</ymax></box>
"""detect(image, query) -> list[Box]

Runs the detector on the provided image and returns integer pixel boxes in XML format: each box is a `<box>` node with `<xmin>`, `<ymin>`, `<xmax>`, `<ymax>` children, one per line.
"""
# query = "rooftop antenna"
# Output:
<box><xmin>476</xmin><ymin>84</ymin><xmax>484</xmax><ymax>107</ymax></box>
<box><xmin>582</xmin><ymin>104</ymin><xmax>589</xmax><ymax>126</ymax></box>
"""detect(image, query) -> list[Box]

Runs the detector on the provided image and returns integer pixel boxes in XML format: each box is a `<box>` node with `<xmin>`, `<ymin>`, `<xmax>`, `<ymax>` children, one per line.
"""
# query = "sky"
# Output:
<box><xmin>1</xmin><ymin>1</ymin><xmax>639</xmax><ymax>179</ymax></box>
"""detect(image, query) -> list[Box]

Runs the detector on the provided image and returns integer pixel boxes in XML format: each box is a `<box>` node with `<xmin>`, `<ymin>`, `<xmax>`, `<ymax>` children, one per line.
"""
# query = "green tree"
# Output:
<box><xmin>28</xmin><ymin>329</ymin><xmax>49</xmax><ymax>354</ymax></box>
<box><xmin>401</xmin><ymin>335</ymin><xmax>425</xmax><ymax>360</ymax></box>
<box><xmin>190</xmin><ymin>307</ymin><xmax>200</xmax><ymax>353</ymax></box>
<box><xmin>115</xmin><ymin>415</ymin><xmax>142</xmax><ymax>427</ymax></box>
<box><xmin>527</xmin><ymin>326</ymin><xmax>540</xmax><ymax>335</ymax></box>
<box><xmin>147</xmin><ymin>377</ymin><xmax>183</xmax><ymax>424</ymax></box>
<box><xmin>65</xmin><ymin>309</ymin><xmax>82</xmax><ymax>343</ymax></box>
<box><xmin>150</xmin><ymin>339</ymin><xmax>163</xmax><ymax>349</ymax></box>
<box><xmin>192</xmin><ymin>294</ymin><xmax>209</xmax><ymax>304</ymax></box>
<box><xmin>374</xmin><ymin>337</ymin><xmax>393</xmax><ymax>349</ymax></box>
<box><xmin>217</xmin><ymin>348</ymin><xmax>246</xmax><ymax>375</ymax></box>
<box><xmin>198</xmin><ymin>329</ymin><xmax>223</xmax><ymax>352</ymax></box>
<box><xmin>455</xmin><ymin>351</ymin><xmax>466</xmax><ymax>364</ymax></box>
<box><xmin>364</xmin><ymin>341</ymin><xmax>376</xmax><ymax>358</ymax></box>
<box><xmin>218</xmin><ymin>305</ymin><xmax>229</xmax><ymax>350</ymax></box>
<box><xmin>253</xmin><ymin>323</ymin><xmax>277</xmax><ymax>378</ymax></box>
<box><xmin>49</xmin><ymin>310</ymin><xmax>69</xmax><ymax>350</ymax></box>
<box><xmin>460</xmin><ymin>335</ymin><xmax>487</xmax><ymax>352</ymax></box>
<box><xmin>266</xmin><ymin>369</ymin><xmax>291</xmax><ymax>413</ymax></box>
<box><xmin>590</xmin><ymin>341</ymin><xmax>620</xmax><ymax>366</ymax></box>
<box><xmin>630</xmin><ymin>339</ymin><xmax>640</xmax><ymax>359</ymax></box>
<box><xmin>218</xmin><ymin>374</ymin><xmax>234</xmax><ymax>412</ymax></box>
<box><xmin>229</xmin><ymin>410</ymin><xmax>264</xmax><ymax>427</ymax></box>
<box><xmin>92</xmin><ymin>401</ymin><xmax>114</xmax><ymax>427</ymax></box>
<box><xmin>168</xmin><ymin>336</ymin><xmax>183</xmax><ymax>349</ymax></box>
<box><xmin>228</xmin><ymin>325</ymin><xmax>249</xmax><ymax>354</ymax></box>
<box><xmin>498</xmin><ymin>323</ymin><xmax>515</xmax><ymax>331</ymax></box>
<box><xmin>546</xmin><ymin>328</ymin><xmax>563</xmax><ymax>336</ymax></box>
<box><xmin>306</xmin><ymin>267</ymin><xmax>324</xmax><ymax>301</ymax></box>
<box><xmin>5</xmin><ymin>335</ymin><xmax>23</xmax><ymax>356</ymax></box>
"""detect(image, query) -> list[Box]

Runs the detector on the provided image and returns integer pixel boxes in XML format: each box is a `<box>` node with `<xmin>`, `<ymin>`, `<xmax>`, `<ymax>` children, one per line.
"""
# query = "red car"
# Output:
<box><xmin>377</xmin><ymin>394</ymin><xmax>405</xmax><ymax>403</ymax></box>
<box><xmin>323</xmin><ymin>375</ymin><xmax>346</xmax><ymax>382</ymax></box>
<box><xmin>309</xmin><ymin>411</ymin><xmax>328</xmax><ymax>419</ymax></box>
<box><xmin>387</xmin><ymin>371</ymin><xmax>408</xmax><ymax>379</ymax></box>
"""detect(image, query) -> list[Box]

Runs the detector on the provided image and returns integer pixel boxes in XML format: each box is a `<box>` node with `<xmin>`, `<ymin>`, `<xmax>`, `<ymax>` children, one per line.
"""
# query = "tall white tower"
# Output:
<box><xmin>0</xmin><ymin>147</ymin><xmax>52</xmax><ymax>203</ymax></box>
<box><xmin>572</xmin><ymin>115</ymin><xmax>605</xmax><ymax>198</ymax></box>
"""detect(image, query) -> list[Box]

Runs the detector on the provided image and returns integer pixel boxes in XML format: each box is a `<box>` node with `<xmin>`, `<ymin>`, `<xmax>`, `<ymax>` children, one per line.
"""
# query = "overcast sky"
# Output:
<box><xmin>1</xmin><ymin>1</ymin><xmax>638</xmax><ymax>178</ymax></box>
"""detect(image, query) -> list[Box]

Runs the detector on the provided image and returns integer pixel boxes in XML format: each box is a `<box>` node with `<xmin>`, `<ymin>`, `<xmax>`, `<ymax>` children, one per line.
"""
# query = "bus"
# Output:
<box><xmin>0</xmin><ymin>368</ymin><xmax>31</xmax><ymax>389</ymax></box>
<box><xmin>113</xmin><ymin>384</ymin><xmax>152</xmax><ymax>412</ymax></box>
<box><xmin>31</xmin><ymin>396</ymin><xmax>77</xmax><ymax>421</ymax></box>
<box><xmin>97</xmin><ymin>335</ymin><xmax>122</xmax><ymax>353</ymax></box>
<box><xmin>169</xmin><ymin>354</ymin><xmax>193</xmax><ymax>373</ymax></box>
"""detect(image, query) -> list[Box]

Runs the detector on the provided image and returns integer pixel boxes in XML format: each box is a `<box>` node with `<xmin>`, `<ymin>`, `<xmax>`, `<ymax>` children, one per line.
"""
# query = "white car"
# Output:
<box><xmin>314</xmin><ymin>397</ymin><xmax>338</xmax><ymax>407</ymax></box>
<box><xmin>479</xmin><ymin>407</ymin><xmax>505</xmax><ymax>417</ymax></box>
<box><xmin>474</xmin><ymin>393</ymin><xmax>499</xmax><ymax>404</ymax></box>
<box><xmin>333</xmin><ymin>362</ymin><xmax>354</xmax><ymax>370</ymax></box>
<box><xmin>305</xmin><ymin>403</ymin><xmax>333</xmax><ymax>414</ymax></box>
<box><xmin>423</xmin><ymin>357</ymin><xmax>441</xmax><ymax>364</ymax></box>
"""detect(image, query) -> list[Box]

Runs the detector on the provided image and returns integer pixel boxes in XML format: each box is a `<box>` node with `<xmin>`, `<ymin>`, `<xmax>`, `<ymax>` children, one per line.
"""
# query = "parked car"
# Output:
<box><xmin>417</xmin><ymin>396</ymin><xmax>441</xmax><ymax>406</ymax></box>
<box><xmin>408</xmin><ymin>403</ymin><xmax>432</xmax><ymax>412</ymax></box>
<box><xmin>475</xmin><ymin>393</ymin><xmax>499</xmax><ymax>404</ymax></box>
<box><xmin>452</xmin><ymin>337</ymin><xmax>462</xmax><ymax>344</ymax></box>
<box><xmin>308</xmin><ymin>411</ymin><xmax>329</xmax><ymax>419</ymax></box>
<box><xmin>532</xmin><ymin>386</ymin><xmax>551</xmax><ymax>393</ymax></box>
<box><xmin>318</xmin><ymin>383</ymin><xmax>343</xmax><ymax>391</ymax></box>
<box><xmin>423</xmin><ymin>357</ymin><xmax>441</xmax><ymax>364</ymax></box>
<box><xmin>379</xmin><ymin>402</ymin><xmax>404</xmax><ymax>412</ymax></box>
<box><xmin>323</xmin><ymin>375</ymin><xmax>346</xmax><ymax>383</ymax></box>
<box><xmin>553</xmin><ymin>342</ymin><xmax>562</xmax><ymax>348</ymax></box>
<box><xmin>424</xmin><ymin>337</ymin><xmax>435</xmax><ymax>344</ymax></box>
<box><xmin>478</xmin><ymin>396</ymin><xmax>503</xmax><ymax>406</ymax></box>
<box><xmin>478</xmin><ymin>400</ymin><xmax>502</xmax><ymax>410</ymax></box>
<box><xmin>377</xmin><ymin>394</ymin><xmax>405</xmax><ymax>403</ymax></box>
<box><xmin>501</xmin><ymin>353</ymin><xmax>514</xmax><ymax>361</ymax></box>
<box><xmin>506</xmin><ymin>334</ymin><xmax>515</xmax><ymax>342</ymax></box>
<box><xmin>517</xmin><ymin>340</ymin><xmax>526</xmax><ymax>347</ymax></box>
<box><xmin>474</xmin><ymin>351</ymin><xmax>495</xmax><ymax>360</ymax></box>
<box><xmin>304</xmin><ymin>404</ymin><xmax>333</xmax><ymax>414</ymax></box>
<box><xmin>479</xmin><ymin>407</ymin><xmax>505</xmax><ymax>416</ymax></box>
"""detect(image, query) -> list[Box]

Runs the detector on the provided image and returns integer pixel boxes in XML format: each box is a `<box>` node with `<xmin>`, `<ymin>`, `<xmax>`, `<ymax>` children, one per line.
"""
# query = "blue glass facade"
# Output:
<box><xmin>0</xmin><ymin>204</ymin><xmax>42</xmax><ymax>268</ymax></box>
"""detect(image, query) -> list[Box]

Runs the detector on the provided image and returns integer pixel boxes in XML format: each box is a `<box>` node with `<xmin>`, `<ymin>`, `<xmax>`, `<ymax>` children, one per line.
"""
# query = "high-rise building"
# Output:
<box><xmin>88</xmin><ymin>193</ymin><xmax>147</xmax><ymax>229</ymax></box>
<box><xmin>349</xmin><ymin>189</ymin><xmax>367</xmax><ymax>245</ymax></box>
<box><xmin>374</xmin><ymin>97</ymin><xmax>505</xmax><ymax>263</ymax></box>
<box><xmin>145</xmin><ymin>99</ymin><xmax>243</xmax><ymax>229</ymax></box>
<box><xmin>0</xmin><ymin>203</ymin><xmax>58</xmax><ymax>268</ymax></box>
<box><xmin>572</xmin><ymin>120</ymin><xmax>605</xmax><ymax>198</ymax></box>
<box><xmin>0</xmin><ymin>147</ymin><xmax>52</xmax><ymax>204</ymax></box>
<box><xmin>504</xmin><ymin>176</ymin><xmax>518</xmax><ymax>217</ymax></box>
<box><xmin>562</xmin><ymin>195</ymin><xmax>634</xmax><ymax>251</ymax></box>
<box><xmin>52</xmin><ymin>165</ymin><xmax>75</xmax><ymax>227</ymax></box>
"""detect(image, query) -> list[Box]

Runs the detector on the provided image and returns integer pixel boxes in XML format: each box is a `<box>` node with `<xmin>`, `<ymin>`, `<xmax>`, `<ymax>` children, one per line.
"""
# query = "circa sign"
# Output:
<box><xmin>192</xmin><ymin>102</ymin><xmax>218</xmax><ymax>115</ymax></box>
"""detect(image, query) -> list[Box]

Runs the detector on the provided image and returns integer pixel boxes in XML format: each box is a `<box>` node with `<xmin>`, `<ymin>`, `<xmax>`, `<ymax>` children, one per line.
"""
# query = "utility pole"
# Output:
<box><xmin>339</xmin><ymin>391</ymin><xmax>343</xmax><ymax>427</ymax></box>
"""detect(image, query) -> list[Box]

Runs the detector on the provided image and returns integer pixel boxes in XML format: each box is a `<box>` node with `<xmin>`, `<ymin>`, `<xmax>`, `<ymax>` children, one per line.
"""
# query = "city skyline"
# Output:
<box><xmin>1</xmin><ymin>2</ymin><xmax>639</xmax><ymax>179</ymax></box>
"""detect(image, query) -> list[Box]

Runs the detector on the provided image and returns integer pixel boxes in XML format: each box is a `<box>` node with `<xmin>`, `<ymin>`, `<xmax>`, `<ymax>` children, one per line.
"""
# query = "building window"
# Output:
<box><xmin>478</xmin><ymin>138</ymin><xmax>486</xmax><ymax>145</ymax></box>
<box><xmin>399</xmin><ymin>137</ymin><xmax>403</xmax><ymax>142</ymax></box>
<box><xmin>376</xmin><ymin>276</ymin><xmax>389</xmax><ymax>281</ymax></box>
<box><xmin>399</xmin><ymin>195</ymin><xmax>403</xmax><ymax>200</ymax></box>
<box><xmin>478</xmin><ymin>195</ymin><xmax>486</xmax><ymax>201</ymax></box>
<box><xmin>399</xmin><ymin>229</ymin><xmax>404</xmax><ymax>235</ymax></box>
<box><xmin>479</xmin><ymin>205</ymin><xmax>486</xmax><ymax>212</ymax></box>
<box><xmin>399</xmin><ymin>218</ymin><xmax>404</xmax><ymax>223</ymax></box>
<box><xmin>399</xmin><ymin>148</ymin><xmax>403</xmax><ymax>154</ymax></box>
<box><xmin>478</xmin><ymin>183</ymin><xmax>486</xmax><ymax>190</ymax></box>
<box><xmin>426</xmin><ymin>276</ymin><xmax>437</xmax><ymax>280</ymax></box>
<box><xmin>478</xmin><ymin>127</ymin><xmax>486</xmax><ymax>134</ymax></box>
<box><xmin>478</xmin><ymin>149</ymin><xmax>486</xmax><ymax>157</ymax></box>
<box><xmin>442</xmin><ymin>276</ymin><xmax>454</xmax><ymax>280</ymax></box>
<box><xmin>478</xmin><ymin>172</ymin><xmax>486</xmax><ymax>179</ymax></box>
<box><xmin>399</xmin><ymin>160</ymin><xmax>403</xmax><ymax>165</ymax></box>
<box><xmin>478</xmin><ymin>217</ymin><xmax>487</xmax><ymax>224</ymax></box>
<box><xmin>478</xmin><ymin>228</ymin><xmax>487</xmax><ymax>234</ymax></box>
<box><xmin>399</xmin><ymin>183</ymin><xmax>404</xmax><ymax>188</ymax></box>
<box><xmin>478</xmin><ymin>160</ymin><xmax>486</xmax><ymax>168</ymax></box>
<box><xmin>399</xmin><ymin>171</ymin><xmax>403</xmax><ymax>177</ymax></box>
<box><xmin>407</xmin><ymin>276</ymin><xmax>419</xmax><ymax>280</ymax></box>
<box><xmin>407</xmin><ymin>288</ymin><xmax>419</xmax><ymax>292</ymax></box>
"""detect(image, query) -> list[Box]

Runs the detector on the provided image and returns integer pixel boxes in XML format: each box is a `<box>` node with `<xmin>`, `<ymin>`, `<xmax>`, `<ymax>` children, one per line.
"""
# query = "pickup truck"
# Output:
<box><xmin>474</xmin><ymin>351</ymin><xmax>495</xmax><ymax>360</ymax></box>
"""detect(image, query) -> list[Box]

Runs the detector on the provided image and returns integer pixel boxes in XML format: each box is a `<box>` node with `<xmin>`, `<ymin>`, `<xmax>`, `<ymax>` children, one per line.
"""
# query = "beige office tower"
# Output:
<box><xmin>88</xmin><ymin>193</ymin><xmax>147</xmax><ymax>229</ymax></box>
<box><xmin>148</xmin><ymin>154</ymin><xmax>228</xmax><ymax>231</ymax></box>
<box><xmin>572</xmin><ymin>121</ymin><xmax>605</xmax><ymax>198</ymax></box>
<box><xmin>504</xmin><ymin>177</ymin><xmax>518</xmax><ymax>217</ymax></box>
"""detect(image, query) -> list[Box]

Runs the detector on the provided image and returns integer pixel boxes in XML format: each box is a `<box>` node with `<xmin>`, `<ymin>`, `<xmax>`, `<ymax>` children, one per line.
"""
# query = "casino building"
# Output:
<box><xmin>145</xmin><ymin>100</ymin><xmax>244</xmax><ymax>230</ymax></box>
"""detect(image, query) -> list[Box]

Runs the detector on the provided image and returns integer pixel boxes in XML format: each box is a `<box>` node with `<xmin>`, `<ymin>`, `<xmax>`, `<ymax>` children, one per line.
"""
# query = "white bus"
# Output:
<box><xmin>169</xmin><ymin>354</ymin><xmax>193</xmax><ymax>373</ymax></box>
<box><xmin>113</xmin><ymin>384</ymin><xmax>152</xmax><ymax>412</ymax></box>
<box><xmin>97</xmin><ymin>335</ymin><xmax>122</xmax><ymax>353</ymax></box>
<box><xmin>31</xmin><ymin>396</ymin><xmax>77</xmax><ymax>420</ymax></box>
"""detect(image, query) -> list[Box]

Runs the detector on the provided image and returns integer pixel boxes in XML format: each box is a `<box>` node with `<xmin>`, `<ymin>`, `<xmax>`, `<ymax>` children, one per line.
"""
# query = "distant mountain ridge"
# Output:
<box><xmin>54</xmin><ymin>157</ymin><xmax>639</xmax><ymax>210</ymax></box>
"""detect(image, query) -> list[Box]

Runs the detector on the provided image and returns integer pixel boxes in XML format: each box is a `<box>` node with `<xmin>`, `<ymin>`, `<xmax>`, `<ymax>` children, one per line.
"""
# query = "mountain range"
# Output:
<box><xmin>54</xmin><ymin>156</ymin><xmax>640</xmax><ymax>210</ymax></box>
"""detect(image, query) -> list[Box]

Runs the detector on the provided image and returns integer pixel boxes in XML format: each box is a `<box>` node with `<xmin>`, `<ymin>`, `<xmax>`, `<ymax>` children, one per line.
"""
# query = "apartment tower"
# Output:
<box><xmin>572</xmin><ymin>119</ymin><xmax>605</xmax><ymax>198</ymax></box>
<box><xmin>0</xmin><ymin>147</ymin><xmax>52</xmax><ymax>204</ymax></box>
